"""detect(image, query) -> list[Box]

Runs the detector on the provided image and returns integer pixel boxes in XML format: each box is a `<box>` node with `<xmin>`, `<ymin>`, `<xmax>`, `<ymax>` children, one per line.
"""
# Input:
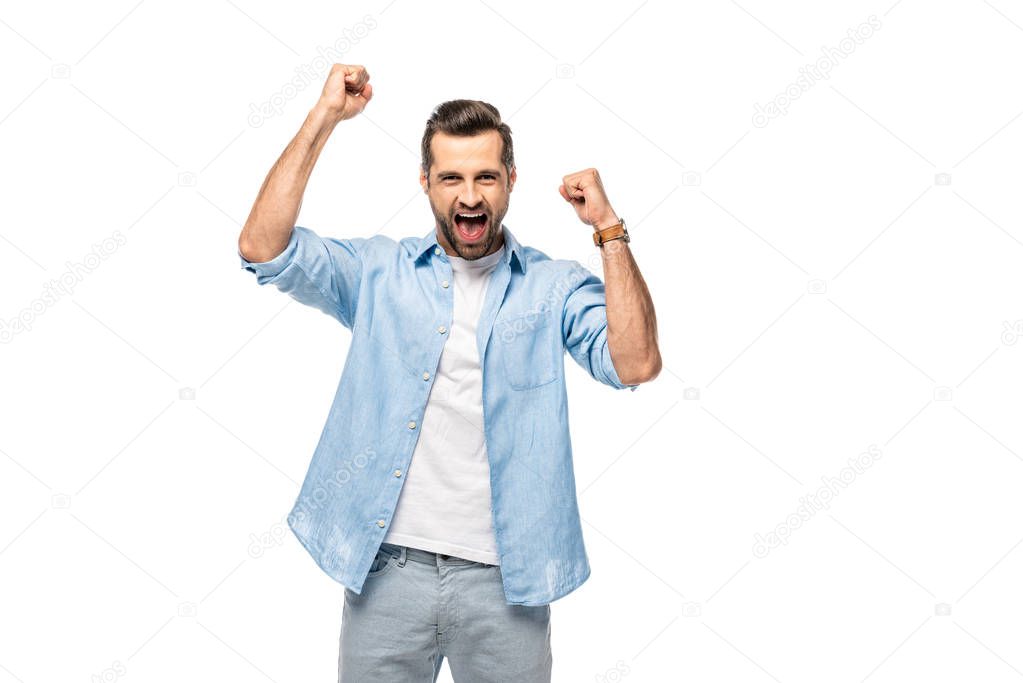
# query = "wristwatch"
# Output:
<box><xmin>592</xmin><ymin>218</ymin><xmax>629</xmax><ymax>248</ymax></box>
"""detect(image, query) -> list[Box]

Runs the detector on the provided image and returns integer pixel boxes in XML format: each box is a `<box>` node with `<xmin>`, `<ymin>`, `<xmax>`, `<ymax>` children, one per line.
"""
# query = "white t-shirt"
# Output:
<box><xmin>383</xmin><ymin>242</ymin><xmax>506</xmax><ymax>565</ymax></box>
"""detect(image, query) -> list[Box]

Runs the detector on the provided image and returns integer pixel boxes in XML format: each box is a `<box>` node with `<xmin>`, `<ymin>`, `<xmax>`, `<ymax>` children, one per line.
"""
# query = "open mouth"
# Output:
<box><xmin>454</xmin><ymin>212</ymin><xmax>488</xmax><ymax>242</ymax></box>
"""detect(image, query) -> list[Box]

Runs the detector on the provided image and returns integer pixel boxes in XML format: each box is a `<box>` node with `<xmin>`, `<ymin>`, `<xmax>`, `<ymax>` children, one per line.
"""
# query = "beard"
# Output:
<box><xmin>430</xmin><ymin>194</ymin><xmax>509</xmax><ymax>260</ymax></box>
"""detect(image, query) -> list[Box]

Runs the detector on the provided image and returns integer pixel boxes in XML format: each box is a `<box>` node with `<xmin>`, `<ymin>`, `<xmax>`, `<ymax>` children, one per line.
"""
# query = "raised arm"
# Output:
<box><xmin>238</xmin><ymin>64</ymin><xmax>373</xmax><ymax>262</ymax></box>
<box><xmin>559</xmin><ymin>168</ymin><xmax>661</xmax><ymax>385</ymax></box>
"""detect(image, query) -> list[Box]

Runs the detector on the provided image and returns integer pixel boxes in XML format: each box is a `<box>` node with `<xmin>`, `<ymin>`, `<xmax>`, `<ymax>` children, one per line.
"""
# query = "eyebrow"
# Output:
<box><xmin>436</xmin><ymin>169</ymin><xmax>502</xmax><ymax>177</ymax></box>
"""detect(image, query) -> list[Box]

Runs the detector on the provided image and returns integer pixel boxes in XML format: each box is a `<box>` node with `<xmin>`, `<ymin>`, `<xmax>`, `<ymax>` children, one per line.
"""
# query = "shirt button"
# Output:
<box><xmin>394</xmin><ymin>469</ymin><xmax>402</xmax><ymax>477</ymax></box>
<box><xmin>422</xmin><ymin>371</ymin><xmax>430</xmax><ymax>380</ymax></box>
<box><xmin>441</xmin><ymin>280</ymin><xmax>449</xmax><ymax>288</ymax></box>
<box><xmin>408</xmin><ymin>420</ymin><xmax>417</xmax><ymax>429</ymax></box>
<box><xmin>376</xmin><ymin>519</ymin><xmax>386</xmax><ymax>527</ymax></box>
<box><xmin>437</xmin><ymin>325</ymin><xmax>447</xmax><ymax>334</ymax></box>
<box><xmin>434</xmin><ymin>247</ymin><xmax>441</xmax><ymax>255</ymax></box>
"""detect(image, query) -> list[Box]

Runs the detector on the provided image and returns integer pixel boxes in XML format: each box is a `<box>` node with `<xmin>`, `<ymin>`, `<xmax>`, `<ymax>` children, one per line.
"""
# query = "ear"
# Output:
<box><xmin>508</xmin><ymin>165</ymin><xmax>517</xmax><ymax>192</ymax></box>
<box><xmin>420</xmin><ymin>166</ymin><xmax>429</xmax><ymax>193</ymax></box>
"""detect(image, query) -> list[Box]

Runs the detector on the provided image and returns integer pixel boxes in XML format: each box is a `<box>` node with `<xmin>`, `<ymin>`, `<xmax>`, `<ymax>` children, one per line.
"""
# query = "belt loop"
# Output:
<box><xmin>397</xmin><ymin>545</ymin><xmax>407</xmax><ymax>567</ymax></box>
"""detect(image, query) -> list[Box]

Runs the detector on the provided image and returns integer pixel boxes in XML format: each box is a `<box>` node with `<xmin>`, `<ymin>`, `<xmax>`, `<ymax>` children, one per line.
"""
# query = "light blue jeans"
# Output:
<box><xmin>339</xmin><ymin>542</ymin><xmax>553</xmax><ymax>682</ymax></box>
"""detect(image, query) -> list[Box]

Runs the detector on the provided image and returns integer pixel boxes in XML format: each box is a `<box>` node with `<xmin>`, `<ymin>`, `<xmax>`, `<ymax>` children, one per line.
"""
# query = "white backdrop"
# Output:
<box><xmin>2</xmin><ymin>0</ymin><xmax>1023</xmax><ymax>681</ymax></box>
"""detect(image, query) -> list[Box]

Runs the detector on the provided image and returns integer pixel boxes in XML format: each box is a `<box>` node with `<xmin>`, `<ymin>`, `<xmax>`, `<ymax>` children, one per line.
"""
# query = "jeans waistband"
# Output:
<box><xmin>380</xmin><ymin>542</ymin><xmax>482</xmax><ymax>567</ymax></box>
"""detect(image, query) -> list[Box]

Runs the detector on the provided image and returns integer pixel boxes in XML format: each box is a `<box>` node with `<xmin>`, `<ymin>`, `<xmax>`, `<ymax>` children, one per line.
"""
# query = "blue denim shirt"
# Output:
<box><xmin>238</xmin><ymin>223</ymin><xmax>639</xmax><ymax>605</ymax></box>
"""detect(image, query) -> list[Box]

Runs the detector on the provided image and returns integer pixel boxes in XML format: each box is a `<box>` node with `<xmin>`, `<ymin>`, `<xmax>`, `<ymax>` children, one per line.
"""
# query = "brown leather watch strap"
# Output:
<box><xmin>592</xmin><ymin>220</ymin><xmax>629</xmax><ymax>248</ymax></box>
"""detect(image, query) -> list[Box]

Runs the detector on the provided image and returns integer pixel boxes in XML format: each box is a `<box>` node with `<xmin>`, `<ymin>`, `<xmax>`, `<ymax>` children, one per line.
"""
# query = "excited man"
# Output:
<box><xmin>238</xmin><ymin>63</ymin><xmax>661</xmax><ymax>682</ymax></box>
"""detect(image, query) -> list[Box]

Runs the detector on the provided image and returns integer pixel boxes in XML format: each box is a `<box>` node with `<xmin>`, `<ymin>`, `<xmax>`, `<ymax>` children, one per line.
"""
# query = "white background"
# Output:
<box><xmin>2</xmin><ymin>0</ymin><xmax>1023</xmax><ymax>681</ymax></box>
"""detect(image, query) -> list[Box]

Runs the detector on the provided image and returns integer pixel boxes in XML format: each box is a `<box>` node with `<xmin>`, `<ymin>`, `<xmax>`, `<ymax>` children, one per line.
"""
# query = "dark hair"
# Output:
<box><xmin>420</xmin><ymin>99</ymin><xmax>514</xmax><ymax>184</ymax></box>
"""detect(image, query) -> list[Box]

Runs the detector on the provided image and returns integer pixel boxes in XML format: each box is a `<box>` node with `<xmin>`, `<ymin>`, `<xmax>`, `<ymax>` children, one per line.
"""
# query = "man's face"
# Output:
<box><xmin>420</xmin><ymin>130</ymin><xmax>516</xmax><ymax>260</ymax></box>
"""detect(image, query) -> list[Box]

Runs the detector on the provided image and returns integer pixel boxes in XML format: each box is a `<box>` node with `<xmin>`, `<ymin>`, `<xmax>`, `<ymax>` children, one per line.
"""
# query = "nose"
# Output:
<box><xmin>458</xmin><ymin>186</ymin><xmax>482</xmax><ymax>209</ymax></box>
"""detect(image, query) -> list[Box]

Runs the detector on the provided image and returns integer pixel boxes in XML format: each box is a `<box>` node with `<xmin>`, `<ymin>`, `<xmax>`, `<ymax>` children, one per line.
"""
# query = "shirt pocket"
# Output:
<box><xmin>494</xmin><ymin>312</ymin><xmax>558</xmax><ymax>390</ymax></box>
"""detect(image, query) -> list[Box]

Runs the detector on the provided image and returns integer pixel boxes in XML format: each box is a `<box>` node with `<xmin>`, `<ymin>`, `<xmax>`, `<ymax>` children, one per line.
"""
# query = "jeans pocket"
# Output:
<box><xmin>367</xmin><ymin>547</ymin><xmax>396</xmax><ymax>578</ymax></box>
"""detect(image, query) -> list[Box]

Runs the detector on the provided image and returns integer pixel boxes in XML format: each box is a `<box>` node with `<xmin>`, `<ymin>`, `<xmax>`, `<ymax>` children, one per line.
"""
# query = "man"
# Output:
<box><xmin>238</xmin><ymin>63</ymin><xmax>661</xmax><ymax>682</ymax></box>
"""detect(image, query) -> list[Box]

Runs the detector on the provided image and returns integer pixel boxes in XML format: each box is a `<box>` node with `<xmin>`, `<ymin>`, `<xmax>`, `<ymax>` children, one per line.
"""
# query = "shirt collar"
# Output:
<box><xmin>415</xmin><ymin>224</ymin><xmax>526</xmax><ymax>274</ymax></box>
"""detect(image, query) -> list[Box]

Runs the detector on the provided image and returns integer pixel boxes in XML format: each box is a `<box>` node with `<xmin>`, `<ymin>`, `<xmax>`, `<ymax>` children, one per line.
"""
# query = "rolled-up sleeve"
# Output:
<box><xmin>561</xmin><ymin>262</ymin><xmax>639</xmax><ymax>392</ymax></box>
<box><xmin>239</xmin><ymin>225</ymin><xmax>365</xmax><ymax>330</ymax></box>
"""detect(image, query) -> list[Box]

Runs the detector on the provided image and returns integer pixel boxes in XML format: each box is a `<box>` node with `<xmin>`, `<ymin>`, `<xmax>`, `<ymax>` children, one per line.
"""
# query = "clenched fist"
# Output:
<box><xmin>319</xmin><ymin>64</ymin><xmax>373</xmax><ymax>122</ymax></box>
<box><xmin>558</xmin><ymin>168</ymin><xmax>619</xmax><ymax>230</ymax></box>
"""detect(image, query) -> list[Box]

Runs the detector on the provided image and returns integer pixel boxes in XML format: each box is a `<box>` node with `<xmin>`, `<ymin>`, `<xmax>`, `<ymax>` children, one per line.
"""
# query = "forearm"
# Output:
<box><xmin>238</xmin><ymin>104</ymin><xmax>340</xmax><ymax>262</ymax></box>
<box><xmin>598</xmin><ymin>233</ymin><xmax>661</xmax><ymax>384</ymax></box>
